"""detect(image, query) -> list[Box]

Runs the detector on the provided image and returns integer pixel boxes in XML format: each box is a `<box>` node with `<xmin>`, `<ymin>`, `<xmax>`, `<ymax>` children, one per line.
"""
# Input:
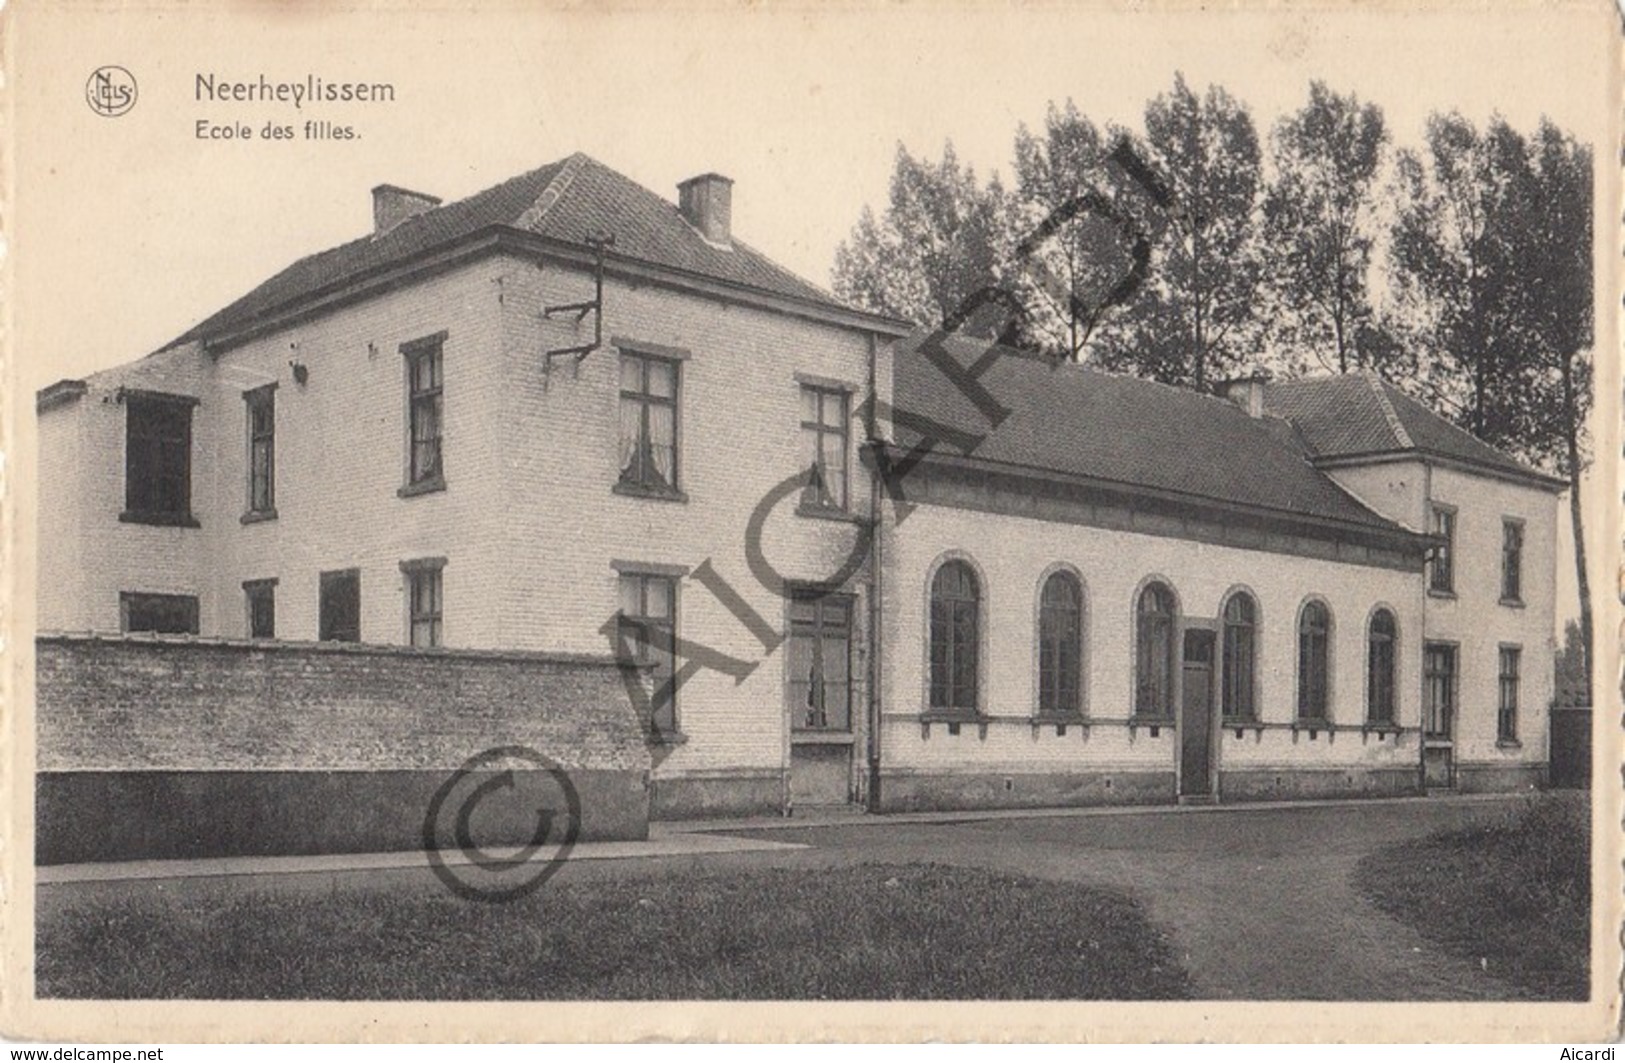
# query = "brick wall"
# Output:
<box><xmin>35</xmin><ymin>634</ymin><xmax>652</xmax><ymax>860</ymax></box>
<box><xmin>37</xmin><ymin>633</ymin><xmax>648</xmax><ymax>771</ymax></box>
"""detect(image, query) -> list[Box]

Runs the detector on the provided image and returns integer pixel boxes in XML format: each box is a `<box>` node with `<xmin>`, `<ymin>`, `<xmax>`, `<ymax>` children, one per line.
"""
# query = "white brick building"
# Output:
<box><xmin>36</xmin><ymin>153</ymin><xmax>1562</xmax><ymax>823</ymax></box>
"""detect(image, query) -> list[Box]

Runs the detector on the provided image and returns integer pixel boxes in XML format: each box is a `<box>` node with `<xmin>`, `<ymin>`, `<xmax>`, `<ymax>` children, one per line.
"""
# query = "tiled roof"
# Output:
<box><xmin>1263</xmin><ymin>372</ymin><xmax>1560</xmax><ymax>486</ymax></box>
<box><xmin>890</xmin><ymin>335</ymin><xmax>1406</xmax><ymax>532</ymax></box>
<box><xmin>176</xmin><ymin>153</ymin><xmax>866</xmax><ymax>346</ymax></box>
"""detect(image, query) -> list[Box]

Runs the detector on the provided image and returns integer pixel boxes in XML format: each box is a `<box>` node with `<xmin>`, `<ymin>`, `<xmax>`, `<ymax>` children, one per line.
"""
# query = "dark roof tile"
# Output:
<box><xmin>891</xmin><ymin>335</ymin><xmax>1404</xmax><ymax>532</ymax></box>
<box><xmin>176</xmin><ymin>153</ymin><xmax>864</xmax><ymax>346</ymax></box>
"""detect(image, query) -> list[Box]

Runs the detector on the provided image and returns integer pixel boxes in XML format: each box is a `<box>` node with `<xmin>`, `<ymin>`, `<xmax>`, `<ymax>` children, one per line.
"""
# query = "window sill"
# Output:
<box><xmin>398</xmin><ymin>476</ymin><xmax>446</xmax><ymax>499</ymax></box>
<box><xmin>791</xmin><ymin>731</ymin><xmax>856</xmax><ymax>746</ymax></box>
<box><xmin>648</xmin><ymin>730</ymin><xmax>689</xmax><ymax>747</ymax></box>
<box><xmin>614</xmin><ymin>480</ymin><xmax>688</xmax><ymax>504</ymax></box>
<box><xmin>240</xmin><ymin>508</ymin><xmax>278</xmax><ymax>525</ymax></box>
<box><xmin>1496</xmin><ymin>738</ymin><xmax>1523</xmax><ymax>751</ymax></box>
<box><xmin>1499</xmin><ymin>598</ymin><xmax>1526</xmax><ymax>609</ymax></box>
<box><xmin>119</xmin><ymin>510</ymin><xmax>200</xmax><ymax>528</ymax></box>
<box><xmin>918</xmin><ymin>711</ymin><xmax>986</xmax><ymax>740</ymax></box>
<box><xmin>1426</xmin><ymin>588</ymin><xmax>1457</xmax><ymax>600</ymax></box>
<box><xmin>795</xmin><ymin>502</ymin><xmax>865</xmax><ymax>524</ymax></box>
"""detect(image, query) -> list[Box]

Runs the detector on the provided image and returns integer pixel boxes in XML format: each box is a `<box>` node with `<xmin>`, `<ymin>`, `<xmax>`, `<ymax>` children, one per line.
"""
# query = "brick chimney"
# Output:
<box><xmin>677</xmin><ymin>173</ymin><xmax>733</xmax><ymax>247</ymax></box>
<box><xmin>1219</xmin><ymin>371</ymin><xmax>1272</xmax><ymax>418</ymax></box>
<box><xmin>372</xmin><ymin>184</ymin><xmax>441</xmax><ymax>235</ymax></box>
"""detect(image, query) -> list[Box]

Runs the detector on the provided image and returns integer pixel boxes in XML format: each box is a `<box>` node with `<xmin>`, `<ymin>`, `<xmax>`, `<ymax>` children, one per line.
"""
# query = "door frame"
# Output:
<box><xmin>1421</xmin><ymin>638</ymin><xmax>1459</xmax><ymax>790</ymax></box>
<box><xmin>1177</xmin><ymin>618</ymin><xmax>1220</xmax><ymax>799</ymax></box>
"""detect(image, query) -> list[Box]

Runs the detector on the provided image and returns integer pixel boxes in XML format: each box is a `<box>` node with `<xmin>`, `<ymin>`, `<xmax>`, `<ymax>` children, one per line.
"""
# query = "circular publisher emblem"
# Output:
<box><xmin>86</xmin><ymin>66</ymin><xmax>137</xmax><ymax>117</ymax></box>
<box><xmin>422</xmin><ymin>745</ymin><xmax>582</xmax><ymax>903</ymax></box>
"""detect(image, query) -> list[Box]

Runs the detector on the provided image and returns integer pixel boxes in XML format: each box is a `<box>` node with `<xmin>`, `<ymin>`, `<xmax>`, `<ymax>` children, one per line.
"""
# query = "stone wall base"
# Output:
<box><xmin>875</xmin><ymin>769</ymin><xmax>1175</xmax><ymax>813</ymax></box>
<box><xmin>37</xmin><ymin>768</ymin><xmax>649</xmax><ymax>865</ymax></box>
<box><xmin>1454</xmin><ymin>761</ymin><xmax>1547</xmax><ymax>793</ymax></box>
<box><xmin>651</xmin><ymin>771</ymin><xmax>785</xmax><ymax>819</ymax></box>
<box><xmin>1218</xmin><ymin>767</ymin><xmax>1422</xmax><ymax>802</ymax></box>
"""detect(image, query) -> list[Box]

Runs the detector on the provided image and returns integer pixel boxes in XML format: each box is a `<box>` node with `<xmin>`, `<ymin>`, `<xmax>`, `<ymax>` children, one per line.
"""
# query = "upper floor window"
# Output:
<box><xmin>244</xmin><ymin>385</ymin><xmax>276</xmax><ymax>518</ymax></box>
<box><xmin>402</xmin><ymin>558</ymin><xmax>445</xmax><ymax>648</ymax></box>
<box><xmin>123</xmin><ymin>392</ymin><xmax>198</xmax><ymax>526</ymax></box>
<box><xmin>1297</xmin><ymin>600</ymin><xmax>1331</xmax><ymax>721</ymax></box>
<box><xmin>929</xmin><ymin>560</ymin><xmax>980</xmax><ymax>713</ymax></box>
<box><xmin>1501</xmin><ymin>520</ymin><xmax>1524</xmax><ymax>604</ymax></box>
<box><xmin>1134</xmin><ymin>581</ymin><xmax>1177</xmax><ymax>719</ymax></box>
<box><xmin>1428</xmin><ymin>505</ymin><xmax>1456</xmax><ymax>594</ymax></box>
<box><xmin>1498</xmin><ymin>645</ymin><xmax>1521</xmax><ymax>743</ymax></box>
<box><xmin>1037</xmin><ymin>571</ymin><xmax>1083</xmax><ymax>717</ymax></box>
<box><xmin>120</xmin><ymin>591</ymin><xmax>199</xmax><ymax>635</ymax></box>
<box><xmin>1221</xmin><ymin>592</ymin><xmax>1258</xmax><ymax>721</ymax></box>
<box><xmin>618</xmin><ymin>352</ymin><xmax>679</xmax><ymax>495</ymax></box>
<box><xmin>1367</xmin><ymin>608</ymin><xmax>1397</xmax><ymax>724</ymax></box>
<box><xmin>800</xmin><ymin>385</ymin><xmax>849</xmax><ymax>511</ymax></box>
<box><xmin>617</xmin><ymin>570</ymin><xmax>679</xmax><ymax>734</ymax></box>
<box><xmin>403</xmin><ymin>334</ymin><xmax>445</xmax><ymax>491</ymax></box>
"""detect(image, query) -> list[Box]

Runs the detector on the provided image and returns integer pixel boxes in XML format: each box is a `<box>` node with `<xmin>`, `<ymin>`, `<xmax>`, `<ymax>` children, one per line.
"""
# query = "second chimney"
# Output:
<box><xmin>1219</xmin><ymin>371</ymin><xmax>1272</xmax><ymax>418</ymax></box>
<box><xmin>372</xmin><ymin>184</ymin><xmax>441</xmax><ymax>235</ymax></box>
<box><xmin>678</xmin><ymin>173</ymin><xmax>733</xmax><ymax>247</ymax></box>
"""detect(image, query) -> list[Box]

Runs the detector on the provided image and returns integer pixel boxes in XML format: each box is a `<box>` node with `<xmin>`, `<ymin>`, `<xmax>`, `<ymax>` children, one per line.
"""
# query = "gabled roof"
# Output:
<box><xmin>1263</xmin><ymin>372</ymin><xmax>1564</xmax><ymax>489</ymax></box>
<box><xmin>175</xmin><ymin>153</ymin><xmax>887</xmax><ymax>348</ymax></box>
<box><xmin>890</xmin><ymin>335</ymin><xmax>1410</xmax><ymax>534</ymax></box>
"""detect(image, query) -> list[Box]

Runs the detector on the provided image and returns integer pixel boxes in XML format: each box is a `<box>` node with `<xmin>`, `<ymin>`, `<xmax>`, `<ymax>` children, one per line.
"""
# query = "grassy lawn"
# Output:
<box><xmin>38</xmin><ymin>862</ymin><xmax>1193</xmax><ymax>1000</ymax></box>
<box><xmin>1354</xmin><ymin>794</ymin><xmax>1590</xmax><ymax>1000</ymax></box>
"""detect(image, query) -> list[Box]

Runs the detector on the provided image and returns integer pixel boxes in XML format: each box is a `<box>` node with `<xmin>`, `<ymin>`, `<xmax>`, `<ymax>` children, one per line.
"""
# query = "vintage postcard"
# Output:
<box><xmin>1</xmin><ymin>0</ymin><xmax>1620</xmax><ymax>1044</ymax></box>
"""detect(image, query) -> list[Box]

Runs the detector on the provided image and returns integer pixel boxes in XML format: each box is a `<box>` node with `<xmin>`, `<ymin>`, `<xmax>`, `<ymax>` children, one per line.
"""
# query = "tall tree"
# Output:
<box><xmin>1008</xmin><ymin>102</ymin><xmax>1159</xmax><ymax>360</ymax></box>
<box><xmin>1525</xmin><ymin>121</ymin><xmax>1595</xmax><ymax>700</ymax></box>
<box><xmin>832</xmin><ymin>143</ymin><xmax>1006</xmax><ymax>331</ymax></box>
<box><xmin>1261</xmin><ymin>81</ymin><xmax>1390</xmax><ymax>375</ymax></box>
<box><xmin>1390</xmin><ymin>112</ymin><xmax>1595</xmax><ymax>697</ymax></box>
<box><xmin>1093</xmin><ymin>74</ymin><xmax>1265</xmax><ymax>389</ymax></box>
<box><xmin>1389</xmin><ymin>114</ymin><xmax>1532</xmax><ymax>441</ymax></box>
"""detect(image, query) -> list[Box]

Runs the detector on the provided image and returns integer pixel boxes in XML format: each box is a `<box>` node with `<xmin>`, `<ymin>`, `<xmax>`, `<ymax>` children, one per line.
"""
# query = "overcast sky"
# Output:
<box><xmin>11</xmin><ymin>4</ymin><xmax>1615</xmax><ymax>628</ymax></box>
<box><xmin>13</xmin><ymin>3</ymin><xmax>1614</xmax><ymax>392</ymax></box>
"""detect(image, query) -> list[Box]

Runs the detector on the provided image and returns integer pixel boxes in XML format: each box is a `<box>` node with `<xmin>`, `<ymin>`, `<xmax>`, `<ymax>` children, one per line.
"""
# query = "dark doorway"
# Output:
<box><xmin>1180</xmin><ymin>628</ymin><xmax>1216</xmax><ymax>798</ymax></box>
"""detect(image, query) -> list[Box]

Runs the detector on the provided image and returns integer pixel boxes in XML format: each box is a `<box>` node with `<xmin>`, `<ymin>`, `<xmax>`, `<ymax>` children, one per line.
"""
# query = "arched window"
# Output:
<box><xmin>1297</xmin><ymin>601</ymin><xmax>1331</xmax><ymax>721</ymax></box>
<box><xmin>929</xmin><ymin>560</ymin><xmax>980</xmax><ymax>712</ymax></box>
<box><xmin>1135</xmin><ymin>582</ymin><xmax>1176</xmax><ymax>718</ymax></box>
<box><xmin>1367</xmin><ymin>609</ymin><xmax>1397</xmax><ymax>724</ymax></box>
<box><xmin>1221</xmin><ymin>592</ymin><xmax>1258</xmax><ymax>721</ymax></box>
<box><xmin>1038</xmin><ymin>571</ymin><xmax>1083</xmax><ymax>717</ymax></box>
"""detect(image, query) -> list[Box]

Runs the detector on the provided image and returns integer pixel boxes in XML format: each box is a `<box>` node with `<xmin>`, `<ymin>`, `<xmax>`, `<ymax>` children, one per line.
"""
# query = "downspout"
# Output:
<box><xmin>865</xmin><ymin>331</ymin><xmax>885</xmax><ymax>813</ymax></box>
<box><xmin>1419</xmin><ymin>461</ymin><xmax>1433</xmax><ymax>793</ymax></box>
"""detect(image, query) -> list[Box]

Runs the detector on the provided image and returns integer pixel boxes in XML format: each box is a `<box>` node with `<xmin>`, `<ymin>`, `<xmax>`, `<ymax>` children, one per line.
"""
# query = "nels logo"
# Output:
<box><xmin>86</xmin><ymin>66</ymin><xmax>137</xmax><ymax>117</ymax></box>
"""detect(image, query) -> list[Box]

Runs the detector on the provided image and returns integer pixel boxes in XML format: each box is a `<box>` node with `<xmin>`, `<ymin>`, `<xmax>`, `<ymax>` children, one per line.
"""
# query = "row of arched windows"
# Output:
<box><xmin>927</xmin><ymin>561</ymin><xmax>1400</xmax><ymax>724</ymax></box>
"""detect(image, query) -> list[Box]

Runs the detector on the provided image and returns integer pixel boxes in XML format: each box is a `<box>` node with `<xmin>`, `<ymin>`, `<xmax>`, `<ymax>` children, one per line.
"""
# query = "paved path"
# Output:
<box><xmin>38</xmin><ymin>794</ymin><xmax>1538</xmax><ymax>1000</ymax></box>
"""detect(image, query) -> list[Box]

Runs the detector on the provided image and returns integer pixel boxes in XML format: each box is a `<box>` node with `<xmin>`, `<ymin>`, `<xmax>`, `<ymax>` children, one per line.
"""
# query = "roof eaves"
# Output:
<box><xmin>198</xmin><ymin>225</ymin><xmax>913</xmax><ymax>354</ymax></box>
<box><xmin>895</xmin><ymin>444</ymin><xmax>1425</xmax><ymax>547</ymax></box>
<box><xmin>1309</xmin><ymin>447</ymin><xmax>1567</xmax><ymax>491</ymax></box>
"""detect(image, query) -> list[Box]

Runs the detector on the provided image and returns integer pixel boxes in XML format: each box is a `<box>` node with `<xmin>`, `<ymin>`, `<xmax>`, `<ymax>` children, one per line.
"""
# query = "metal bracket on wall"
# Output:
<box><xmin>543</xmin><ymin>234</ymin><xmax>615</xmax><ymax>369</ymax></box>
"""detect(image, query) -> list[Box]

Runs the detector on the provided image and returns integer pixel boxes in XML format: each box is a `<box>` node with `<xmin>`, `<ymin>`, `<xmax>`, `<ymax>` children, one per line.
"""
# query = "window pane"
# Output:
<box><xmin>644</xmin><ymin>576</ymin><xmax>672</xmax><ymax>619</ymax></box>
<box><xmin>617</xmin><ymin>576</ymin><xmax>642</xmax><ymax>616</ymax></box>
<box><xmin>620</xmin><ymin>354</ymin><xmax>643</xmax><ymax>393</ymax></box>
<box><xmin>618</xmin><ymin>397</ymin><xmax>642</xmax><ymax>481</ymax></box>
<box><xmin>647</xmin><ymin>359</ymin><xmax>675</xmax><ymax>399</ymax></box>
<box><xmin>799</xmin><ymin>386</ymin><xmax>819</xmax><ymax>424</ymax></box>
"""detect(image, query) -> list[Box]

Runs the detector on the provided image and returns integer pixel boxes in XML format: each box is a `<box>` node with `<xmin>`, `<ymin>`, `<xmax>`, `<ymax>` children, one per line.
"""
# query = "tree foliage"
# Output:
<box><xmin>1261</xmin><ymin>81</ymin><xmax>1392</xmax><ymax>375</ymax></box>
<box><xmin>1092</xmin><ymin>74</ymin><xmax>1265</xmax><ymax>388</ymax></box>
<box><xmin>832</xmin><ymin>143</ymin><xmax>1005</xmax><ymax>332</ymax></box>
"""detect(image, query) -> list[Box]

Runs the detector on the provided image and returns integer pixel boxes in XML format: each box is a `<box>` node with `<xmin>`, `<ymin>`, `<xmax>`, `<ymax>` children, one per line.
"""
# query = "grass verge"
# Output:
<box><xmin>38</xmin><ymin>862</ymin><xmax>1192</xmax><ymax>1000</ymax></box>
<box><xmin>1353</xmin><ymin>793</ymin><xmax>1589</xmax><ymax>1000</ymax></box>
